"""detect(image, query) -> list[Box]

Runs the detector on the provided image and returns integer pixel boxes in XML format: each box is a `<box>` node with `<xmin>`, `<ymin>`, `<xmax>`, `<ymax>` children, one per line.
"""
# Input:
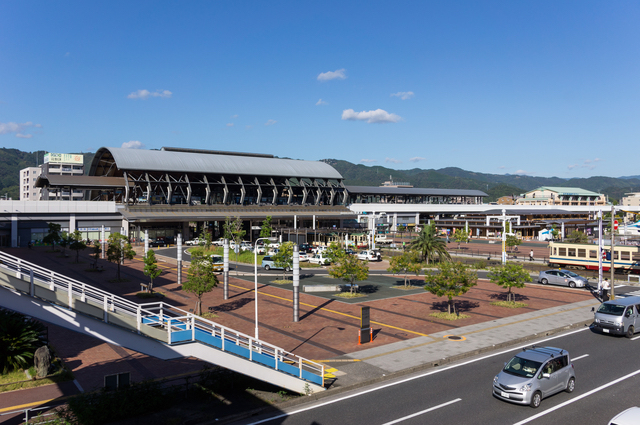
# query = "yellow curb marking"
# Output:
<box><xmin>0</xmin><ymin>397</ymin><xmax>62</xmax><ymax>413</ymax></box>
<box><xmin>313</xmin><ymin>359</ymin><xmax>362</xmax><ymax>363</ymax></box>
<box><xmin>228</xmin><ymin>283</ymin><xmax>429</xmax><ymax>337</ymax></box>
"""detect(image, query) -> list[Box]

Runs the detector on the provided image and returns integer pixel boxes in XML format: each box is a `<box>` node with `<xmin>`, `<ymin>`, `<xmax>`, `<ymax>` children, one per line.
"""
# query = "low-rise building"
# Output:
<box><xmin>516</xmin><ymin>187</ymin><xmax>607</xmax><ymax>206</ymax></box>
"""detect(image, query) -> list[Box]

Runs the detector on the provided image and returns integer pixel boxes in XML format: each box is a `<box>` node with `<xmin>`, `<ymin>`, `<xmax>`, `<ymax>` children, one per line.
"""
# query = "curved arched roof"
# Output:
<box><xmin>90</xmin><ymin>147</ymin><xmax>343</xmax><ymax>180</ymax></box>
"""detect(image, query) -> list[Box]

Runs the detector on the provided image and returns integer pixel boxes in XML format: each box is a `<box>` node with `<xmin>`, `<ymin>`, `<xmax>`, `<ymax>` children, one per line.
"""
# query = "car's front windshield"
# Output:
<box><xmin>597</xmin><ymin>303</ymin><xmax>625</xmax><ymax>316</ymax></box>
<box><xmin>211</xmin><ymin>256</ymin><xmax>222</xmax><ymax>263</ymax></box>
<box><xmin>503</xmin><ymin>356</ymin><xmax>542</xmax><ymax>378</ymax></box>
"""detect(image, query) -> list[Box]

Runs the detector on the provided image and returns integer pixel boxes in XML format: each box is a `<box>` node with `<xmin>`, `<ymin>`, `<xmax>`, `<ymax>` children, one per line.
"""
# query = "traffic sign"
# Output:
<box><xmin>614</xmin><ymin>220</ymin><xmax>619</xmax><ymax>230</ymax></box>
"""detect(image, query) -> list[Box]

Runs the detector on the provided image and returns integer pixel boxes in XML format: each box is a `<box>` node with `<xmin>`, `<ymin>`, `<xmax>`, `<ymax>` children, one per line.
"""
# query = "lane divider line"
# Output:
<box><xmin>512</xmin><ymin>367</ymin><xmax>640</xmax><ymax>425</ymax></box>
<box><xmin>381</xmin><ymin>398</ymin><xmax>462</xmax><ymax>425</ymax></box>
<box><xmin>571</xmin><ymin>354</ymin><xmax>589</xmax><ymax>361</ymax></box>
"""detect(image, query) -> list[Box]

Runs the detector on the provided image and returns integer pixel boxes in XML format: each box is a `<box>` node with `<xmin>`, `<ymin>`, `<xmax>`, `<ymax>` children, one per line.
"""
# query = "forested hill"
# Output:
<box><xmin>0</xmin><ymin>148</ymin><xmax>94</xmax><ymax>200</ymax></box>
<box><xmin>322</xmin><ymin>159</ymin><xmax>640</xmax><ymax>203</ymax></box>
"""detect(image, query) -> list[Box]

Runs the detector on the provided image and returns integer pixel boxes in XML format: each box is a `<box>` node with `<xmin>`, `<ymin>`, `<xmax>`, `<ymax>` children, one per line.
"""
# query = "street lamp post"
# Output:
<box><xmin>254</xmin><ymin>236</ymin><xmax>277</xmax><ymax>340</ymax></box>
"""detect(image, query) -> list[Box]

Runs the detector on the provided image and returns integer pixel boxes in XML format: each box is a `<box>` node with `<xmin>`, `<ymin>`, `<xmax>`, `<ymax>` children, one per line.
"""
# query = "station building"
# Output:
<box><xmin>1</xmin><ymin>146</ymin><xmax>495</xmax><ymax>247</ymax></box>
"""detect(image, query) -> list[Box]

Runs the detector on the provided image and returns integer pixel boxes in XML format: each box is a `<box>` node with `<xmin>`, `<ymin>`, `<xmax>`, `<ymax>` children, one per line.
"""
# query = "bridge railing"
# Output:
<box><xmin>0</xmin><ymin>251</ymin><xmax>324</xmax><ymax>388</ymax></box>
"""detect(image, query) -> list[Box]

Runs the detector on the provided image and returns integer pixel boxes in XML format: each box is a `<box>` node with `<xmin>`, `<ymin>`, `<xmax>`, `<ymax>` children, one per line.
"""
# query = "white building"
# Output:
<box><xmin>20</xmin><ymin>167</ymin><xmax>43</xmax><ymax>201</ymax></box>
<box><xmin>20</xmin><ymin>153</ymin><xmax>85</xmax><ymax>201</ymax></box>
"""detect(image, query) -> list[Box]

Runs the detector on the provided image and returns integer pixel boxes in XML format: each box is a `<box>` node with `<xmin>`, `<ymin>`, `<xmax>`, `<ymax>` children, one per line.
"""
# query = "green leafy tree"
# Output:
<box><xmin>425</xmin><ymin>261</ymin><xmax>477</xmax><ymax>315</ymax></box>
<box><xmin>106</xmin><ymin>233</ymin><xmax>136</xmax><ymax>281</ymax></box>
<box><xmin>328</xmin><ymin>252</ymin><xmax>369</xmax><ymax>294</ymax></box>
<box><xmin>452</xmin><ymin>228</ymin><xmax>469</xmax><ymax>249</ymax></box>
<box><xmin>505</xmin><ymin>235</ymin><xmax>522</xmax><ymax>252</ymax></box>
<box><xmin>58</xmin><ymin>231</ymin><xmax>70</xmax><ymax>255</ymax></box>
<box><xmin>199</xmin><ymin>229</ymin><xmax>212</xmax><ymax>251</ymax></box>
<box><xmin>550</xmin><ymin>225</ymin><xmax>559</xmax><ymax>240</ymax></box>
<box><xmin>224</xmin><ymin>216</ymin><xmax>246</xmax><ymax>273</ymax></box>
<box><xmin>43</xmin><ymin>222</ymin><xmax>62</xmax><ymax>251</ymax></box>
<box><xmin>487</xmin><ymin>263</ymin><xmax>531</xmax><ymax>302</ymax></box>
<box><xmin>69</xmin><ymin>230</ymin><xmax>87</xmax><ymax>263</ymax></box>
<box><xmin>91</xmin><ymin>240</ymin><xmax>101</xmax><ymax>267</ymax></box>
<box><xmin>387</xmin><ymin>250</ymin><xmax>423</xmax><ymax>287</ymax></box>
<box><xmin>272</xmin><ymin>241</ymin><xmax>294</xmax><ymax>280</ymax></box>
<box><xmin>260</xmin><ymin>216</ymin><xmax>273</xmax><ymax>238</ymax></box>
<box><xmin>0</xmin><ymin>308</ymin><xmax>46</xmax><ymax>373</ymax></box>
<box><xmin>324</xmin><ymin>242</ymin><xmax>345</xmax><ymax>264</ymax></box>
<box><xmin>411</xmin><ymin>223</ymin><xmax>451</xmax><ymax>265</ymax></box>
<box><xmin>143</xmin><ymin>250</ymin><xmax>162</xmax><ymax>292</ymax></box>
<box><xmin>183</xmin><ymin>250</ymin><xmax>219</xmax><ymax>315</ymax></box>
<box><xmin>566</xmin><ymin>230</ymin><xmax>589</xmax><ymax>244</ymax></box>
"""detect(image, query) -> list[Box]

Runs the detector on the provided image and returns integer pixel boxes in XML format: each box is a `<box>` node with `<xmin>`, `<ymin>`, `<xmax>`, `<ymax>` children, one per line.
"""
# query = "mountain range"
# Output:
<box><xmin>1</xmin><ymin>147</ymin><xmax>638</xmax><ymax>203</ymax></box>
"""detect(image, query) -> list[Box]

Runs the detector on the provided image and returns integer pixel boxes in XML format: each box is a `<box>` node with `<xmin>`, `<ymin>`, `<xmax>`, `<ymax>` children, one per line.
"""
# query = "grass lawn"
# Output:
<box><xmin>0</xmin><ymin>366</ymin><xmax>73</xmax><ymax>393</ymax></box>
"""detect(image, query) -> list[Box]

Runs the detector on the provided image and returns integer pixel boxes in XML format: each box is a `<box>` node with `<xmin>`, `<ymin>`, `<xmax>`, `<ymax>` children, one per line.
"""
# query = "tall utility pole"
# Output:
<box><xmin>486</xmin><ymin>209</ymin><xmax>520</xmax><ymax>264</ymax></box>
<box><xmin>610</xmin><ymin>205</ymin><xmax>616</xmax><ymax>300</ymax></box>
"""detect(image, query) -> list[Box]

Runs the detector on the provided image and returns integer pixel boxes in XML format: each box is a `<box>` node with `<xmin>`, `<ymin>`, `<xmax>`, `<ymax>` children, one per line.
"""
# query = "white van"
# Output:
<box><xmin>593</xmin><ymin>296</ymin><xmax>640</xmax><ymax>338</ymax></box>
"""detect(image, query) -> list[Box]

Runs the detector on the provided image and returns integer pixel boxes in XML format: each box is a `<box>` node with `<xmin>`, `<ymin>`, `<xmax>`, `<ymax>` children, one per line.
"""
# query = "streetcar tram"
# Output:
<box><xmin>548</xmin><ymin>241</ymin><xmax>640</xmax><ymax>273</ymax></box>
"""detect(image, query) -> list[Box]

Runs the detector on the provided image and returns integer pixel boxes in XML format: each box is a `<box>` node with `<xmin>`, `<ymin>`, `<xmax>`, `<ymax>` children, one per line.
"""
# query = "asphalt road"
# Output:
<box><xmin>238</xmin><ymin>328</ymin><xmax>640</xmax><ymax>425</ymax></box>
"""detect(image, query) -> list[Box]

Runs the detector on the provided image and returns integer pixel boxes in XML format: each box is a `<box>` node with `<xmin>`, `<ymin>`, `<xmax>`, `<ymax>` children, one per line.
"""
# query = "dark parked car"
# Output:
<box><xmin>148</xmin><ymin>239</ymin><xmax>167</xmax><ymax>248</ymax></box>
<box><xmin>299</xmin><ymin>243</ymin><xmax>312</xmax><ymax>253</ymax></box>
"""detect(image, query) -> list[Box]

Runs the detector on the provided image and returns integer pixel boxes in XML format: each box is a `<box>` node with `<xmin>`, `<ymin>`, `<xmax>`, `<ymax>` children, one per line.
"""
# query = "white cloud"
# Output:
<box><xmin>514</xmin><ymin>170</ymin><xmax>529</xmax><ymax>175</ymax></box>
<box><xmin>127</xmin><ymin>89</ymin><xmax>172</xmax><ymax>100</ymax></box>
<box><xmin>568</xmin><ymin>158</ymin><xmax>603</xmax><ymax>171</ymax></box>
<box><xmin>0</xmin><ymin>121</ymin><xmax>42</xmax><ymax>138</ymax></box>
<box><xmin>265</xmin><ymin>119</ymin><xmax>277</xmax><ymax>126</ymax></box>
<box><xmin>391</xmin><ymin>91</ymin><xmax>415</xmax><ymax>100</ymax></box>
<box><xmin>121</xmin><ymin>140</ymin><xmax>145</xmax><ymax>149</ymax></box>
<box><xmin>385</xmin><ymin>157</ymin><xmax>402</xmax><ymax>164</ymax></box>
<box><xmin>231</xmin><ymin>114</ymin><xmax>239</xmax><ymax>118</ymax></box>
<box><xmin>316</xmin><ymin>99</ymin><xmax>328</xmax><ymax>105</ymax></box>
<box><xmin>409</xmin><ymin>157</ymin><xmax>426</xmax><ymax>162</ymax></box>
<box><xmin>342</xmin><ymin>109</ymin><xmax>402</xmax><ymax>124</ymax></box>
<box><xmin>226</xmin><ymin>123</ymin><xmax>234</xmax><ymax>127</ymax></box>
<box><xmin>360</xmin><ymin>159</ymin><xmax>377</xmax><ymax>163</ymax></box>
<box><xmin>64</xmin><ymin>52</ymin><xmax>70</xmax><ymax>57</ymax></box>
<box><xmin>317</xmin><ymin>68</ymin><xmax>347</xmax><ymax>82</ymax></box>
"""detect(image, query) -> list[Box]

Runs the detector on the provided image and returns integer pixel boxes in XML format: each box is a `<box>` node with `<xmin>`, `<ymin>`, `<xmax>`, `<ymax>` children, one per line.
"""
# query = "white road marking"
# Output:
<box><xmin>571</xmin><ymin>354</ymin><xmax>589</xmax><ymax>361</ymax></box>
<box><xmin>512</xmin><ymin>367</ymin><xmax>640</xmax><ymax>425</ymax></box>
<box><xmin>381</xmin><ymin>398</ymin><xmax>462</xmax><ymax>425</ymax></box>
<box><xmin>630</xmin><ymin>335</ymin><xmax>640</xmax><ymax>341</ymax></box>
<box><xmin>245</xmin><ymin>327</ymin><xmax>590</xmax><ymax>425</ymax></box>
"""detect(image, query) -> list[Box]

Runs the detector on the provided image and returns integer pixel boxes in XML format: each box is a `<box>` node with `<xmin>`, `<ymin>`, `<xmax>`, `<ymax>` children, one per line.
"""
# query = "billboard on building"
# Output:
<box><xmin>44</xmin><ymin>153</ymin><xmax>84</xmax><ymax>164</ymax></box>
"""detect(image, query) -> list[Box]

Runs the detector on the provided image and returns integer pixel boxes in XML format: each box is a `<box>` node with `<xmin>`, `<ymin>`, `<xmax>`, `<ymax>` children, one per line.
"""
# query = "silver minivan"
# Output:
<box><xmin>593</xmin><ymin>296</ymin><xmax>640</xmax><ymax>338</ymax></box>
<box><xmin>493</xmin><ymin>346</ymin><xmax>575</xmax><ymax>408</ymax></box>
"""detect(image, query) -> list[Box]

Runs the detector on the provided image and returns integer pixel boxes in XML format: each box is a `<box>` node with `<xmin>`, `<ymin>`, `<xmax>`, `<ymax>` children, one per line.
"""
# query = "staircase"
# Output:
<box><xmin>0</xmin><ymin>251</ymin><xmax>325</xmax><ymax>394</ymax></box>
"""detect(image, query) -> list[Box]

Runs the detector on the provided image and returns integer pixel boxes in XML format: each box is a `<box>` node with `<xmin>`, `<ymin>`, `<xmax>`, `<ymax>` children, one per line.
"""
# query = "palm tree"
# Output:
<box><xmin>0</xmin><ymin>308</ymin><xmax>46</xmax><ymax>373</ymax></box>
<box><xmin>411</xmin><ymin>223</ymin><xmax>451</xmax><ymax>265</ymax></box>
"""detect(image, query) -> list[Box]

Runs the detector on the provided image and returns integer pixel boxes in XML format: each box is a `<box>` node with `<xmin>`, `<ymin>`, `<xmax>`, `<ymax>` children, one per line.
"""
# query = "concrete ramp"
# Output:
<box><xmin>0</xmin><ymin>251</ymin><xmax>325</xmax><ymax>394</ymax></box>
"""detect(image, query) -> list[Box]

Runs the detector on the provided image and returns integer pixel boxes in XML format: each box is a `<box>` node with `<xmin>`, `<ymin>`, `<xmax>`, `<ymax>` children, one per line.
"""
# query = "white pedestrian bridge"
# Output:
<box><xmin>0</xmin><ymin>251</ymin><xmax>325</xmax><ymax>394</ymax></box>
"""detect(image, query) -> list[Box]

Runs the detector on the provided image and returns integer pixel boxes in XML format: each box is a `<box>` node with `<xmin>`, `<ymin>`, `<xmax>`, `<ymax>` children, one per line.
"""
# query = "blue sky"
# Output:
<box><xmin>1</xmin><ymin>1</ymin><xmax>639</xmax><ymax>179</ymax></box>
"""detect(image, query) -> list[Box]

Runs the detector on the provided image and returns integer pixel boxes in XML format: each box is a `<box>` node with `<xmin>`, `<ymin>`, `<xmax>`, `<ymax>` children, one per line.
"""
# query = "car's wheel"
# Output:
<box><xmin>541</xmin><ymin>278</ymin><xmax>548</xmax><ymax>285</ymax></box>
<box><xmin>569</xmin><ymin>281</ymin><xmax>576</xmax><ymax>288</ymax></box>
<box><xmin>264</xmin><ymin>265</ymin><xmax>270</xmax><ymax>271</ymax></box>
<box><xmin>565</xmin><ymin>377</ymin><xmax>575</xmax><ymax>393</ymax></box>
<box><xmin>530</xmin><ymin>391</ymin><xmax>542</xmax><ymax>408</ymax></box>
<box><xmin>626</xmin><ymin>325</ymin><xmax>635</xmax><ymax>339</ymax></box>
<box><xmin>285</xmin><ymin>266</ymin><xmax>291</xmax><ymax>272</ymax></box>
